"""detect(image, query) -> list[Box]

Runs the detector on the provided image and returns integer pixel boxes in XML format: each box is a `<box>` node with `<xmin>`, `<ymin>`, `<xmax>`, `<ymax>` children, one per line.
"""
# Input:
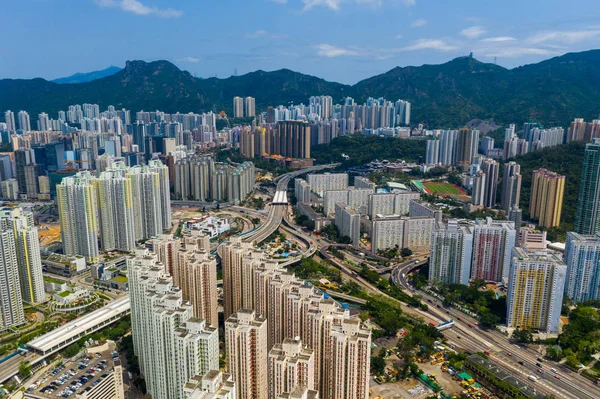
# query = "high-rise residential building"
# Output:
<box><xmin>501</xmin><ymin>162</ymin><xmax>521</xmax><ymax>212</ymax></box>
<box><xmin>94</xmin><ymin>165</ymin><xmax>136</xmax><ymax>252</ymax></box>
<box><xmin>530</xmin><ymin>168</ymin><xmax>565</xmax><ymax>228</ymax></box>
<box><xmin>184</xmin><ymin>371</ymin><xmax>236</xmax><ymax>399</ymax></box>
<box><xmin>37</xmin><ymin>112</ymin><xmax>50</xmax><ymax>131</ymax></box>
<box><xmin>17</xmin><ymin>110</ymin><xmax>31</xmax><ymax>132</ymax></box>
<box><xmin>438</xmin><ymin>130</ymin><xmax>458</xmax><ymax>165</ymax></box>
<box><xmin>409</xmin><ymin>199</ymin><xmax>443</xmax><ymax>223</ymax></box>
<box><xmin>225</xmin><ymin>309</ymin><xmax>268</xmax><ymax>399</ymax></box>
<box><xmin>24</xmin><ymin>164</ymin><xmax>39</xmax><ymax>199</ymax></box>
<box><xmin>429</xmin><ymin>220</ymin><xmax>474</xmax><ymax>285</ymax></box>
<box><xmin>471</xmin><ymin>171</ymin><xmax>486</xmax><ymax>206</ymax></box>
<box><xmin>233</xmin><ymin>97</ymin><xmax>244</xmax><ymax>118</ymax></box>
<box><xmin>564</xmin><ymin>232</ymin><xmax>600</xmax><ymax>303</ymax></box>
<box><xmin>480</xmin><ymin>158</ymin><xmax>499</xmax><ymax>208</ymax></box>
<box><xmin>4</xmin><ymin>110</ymin><xmax>16</xmax><ymax>132</ymax></box>
<box><xmin>0</xmin><ymin>228</ymin><xmax>25</xmax><ymax>330</ymax></box>
<box><xmin>371</xmin><ymin>216</ymin><xmax>434</xmax><ymax>255</ymax></box>
<box><xmin>470</xmin><ymin>218</ymin><xmax>516</xmax><ymax>281</ymax></box>
<box><xmin>307</xmin><ymin>173</ymin><xmax>348</xmax><ymax>197</ymax></box>
<box><xmin>244</xmin><ymin>97</ymin><xmax>256</xmax><ymax>118</ymax></box>
<box><xmin>508</xmin><ymin>206</ymin><xmax>522</xmax><ymax>237</ymax></box>
<box><xmin>426</xmin><ymin>139</ymin><xmax>440</xmax><ymax>165</ymax></box>
<box><xmin>0</xmin><ymin>208</ymin><xmax>45</xmax><ymax>304</ymax></box>
<box><xmin>268</xmin><ymin>338</ymin><xmax>315</xmax><ymax>399</ymax></box>
<box><xmin>456</xmin><ymin>128</ymin><xmax>479</xmax><ymax>165</ymax></box>
<box><xmin>294</xmin><ymin>178</ymin><xmax>311</xmax><ymax>203</ymax></box>
<box><xmin>177</xmin><ymin>249</ymin><xmax>219</xmax><ymax>328</ymax></box>
<box><xmin>354</xmin><ymin>176</ymin><xmax>376</xmax><ymax>191</ymax></box>
<box><xmin>506</xmin><ymin>248</ymin><xmax>566</xmax><ymax>334</ymax></box>
<box><xmin>1</xmin><ymin>179</ymin><xmax>19</xmax><ymax>201</ymax></box>
<box><xmin>14</xmin><ymin>149</ymin><xmax>32</xmax><ymax>194</ymax></box>
<box><xmin>129</xmin><ymin>249</ymin><xmax>219</xmax><ymax>399</ymax></box>
<box><xmin>480</xmin><ymin>136</ymin><xmax>494</xmax><ymax>156</ymax></box>
<box><xmin>334</xmin><ymin>203</ymin><xmax>360</xmax><ymax>245</ymax></box>
<box><xmin>575</xmin><ymin>138</ymin><xmax>600</xmax><ymax>234</ymax></box>
<box><xmin>273</xmin><ymin>121</ymin><xmax>311</xmax><ymax>159</ymax></box>
<box><xmin>567</xmin><ymin>118</ymin><xmax>588</xmax><ymax>142</ymax></box>
<box><xmin>56</xmin><ymin>172</ymin><xmax>100</xmax><ymax>263</ymax></box>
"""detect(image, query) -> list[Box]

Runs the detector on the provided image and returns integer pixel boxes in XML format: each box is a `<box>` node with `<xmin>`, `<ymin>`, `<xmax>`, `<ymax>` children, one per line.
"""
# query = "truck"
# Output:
<box><xmin>528</xmin><ymin>375</ymin><xmax>538</xmax><ymax>382</ymax></box>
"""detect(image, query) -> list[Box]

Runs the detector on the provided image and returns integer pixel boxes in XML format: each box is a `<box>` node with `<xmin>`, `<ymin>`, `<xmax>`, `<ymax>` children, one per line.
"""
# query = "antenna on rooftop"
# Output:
<box><xmin>494</xmin><ymin>57</ymin><xmax>497</xmax><ymax>65</ymax></box>
<box><xmin>234</xmin><ymin>68</ymin><xmax>238</xmax><ymax>77</ymax></box>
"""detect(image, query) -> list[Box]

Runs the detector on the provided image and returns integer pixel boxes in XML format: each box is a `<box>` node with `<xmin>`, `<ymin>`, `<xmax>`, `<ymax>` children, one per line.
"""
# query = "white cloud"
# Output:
<box><xmin>395</xmin><ymin>34</ymin><xmax>403</xmax><ymax>39</ymax></box>
<box><xmin>483</xmin><ymin>47</ymin><xmax>559</xmax><ymax>58</ymax></box>
<box><xmin>244</xmin><ymin>30</ymin><xmax>287</xmax><ymax>39</ymax></box>
<box><xmin>460</xmin><ymin>26</ymin><xmax>486</xmax><ymax>39</ymax></box>
<box><xmin>481</xmin><ymin>36</ymin><xmax>517</xmax><ymax>43</ymax></box>
<box><xmin>399</xmin><ymin>39</ymin><xmax>458</xmax><ymax>52</ymax></box>
<box><xmin>177</xmin><ymin>57</ymin><xmax>199</xmax><ymax>63</ymax></box>
<box><xmin>410</xmin><ymin>18</ymin><xmax>427</xmax><ymax>28</ymax></box>
<box><xmin>301</xmin><ymin>0</ymin><xmax>411</xmax><ymax>12</ymax></box>
<box><xmin>527</xmin><ymin>29</ymin><xmax>600</xmax><ymax>45</ymax></box>
<box><xmin>94</xmin><ymin>0</ymin><xmax>182</xmax><ymax>18</ymax></box>
<box><xmin>313</xmin><ymin>43</ymin><xmax>359</xmax><ymax>57</ymax></box>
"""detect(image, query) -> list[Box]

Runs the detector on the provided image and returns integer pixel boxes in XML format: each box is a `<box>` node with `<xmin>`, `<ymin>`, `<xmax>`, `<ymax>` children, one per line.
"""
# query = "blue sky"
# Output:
<box><xmin>2</xmin><ymin>0</ymin><xmax>600</xmax><ymax>84</ymax></box>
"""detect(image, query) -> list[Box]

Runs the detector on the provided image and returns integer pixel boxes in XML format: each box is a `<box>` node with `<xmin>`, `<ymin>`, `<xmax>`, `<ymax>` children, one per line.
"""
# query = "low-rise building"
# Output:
<box><xmin>184</xmin><ymin>216</ymin><xmax>231</xmax><ymax>238</ymax></box>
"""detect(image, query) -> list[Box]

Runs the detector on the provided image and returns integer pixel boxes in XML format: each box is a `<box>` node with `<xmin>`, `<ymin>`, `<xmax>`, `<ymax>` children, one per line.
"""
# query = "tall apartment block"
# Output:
<box><xmin>0</xmin><ymin>208</ymin><xmax>45</xmax><ymax>304</ymax></box>
<box><xmin>306</xmin><ymin>173</ymin><xmax>348</xmax><ymax>197</ymax></box>
<box><xmin>268</xmin><ymin>338</ymin><xmax>315</xmax><ymax>399</ymax></box>
<box><xmin>480</xmin><ymin>158</ymin><xmax>499</xmax><ymax>208</ymax></box>
<box><xmin>294</xmin><ymin>178</ymin><xmax>311</xmax><ymax>203</ymax></box>
<box><xmin>233</xmin><ymin>97</ymin><xmax>244</xmax><ymax>118</ymax></box>
<box><xmin>506</xmin><ymin>248</ymin><xmax>566</xmax><ymax>334</ymax></box>
<box><xmin>353</xmin><ymin>176</ymin><xmax>376</xmax><ymax>191</ymax></box>
<box><xmin>0</xmin><ymin>229</ymin><xmax>25</xmax><ymax>330</ymax></box>
<box><xmin>471</xmin><ymin>218</ymin><xmax>516</xmax><ymax>281</ymax></box>
<box><xmin>225</xmin><ymin>309</ymin><xmax>269</xmax><ymax>399</ymax></box>
<box><xmin>501</xmin><ymin>162</ymin><xmax>521</xmax><ymax>212</ymax></box>
<box><xmin>334</xmin><ymin>203</ymin><xmax>360</xmax><ymax>245</ymax></box>
<box><xmin>429</xmin><ymin>220</ymin><xmax>473</xmax><ymax>285</ymax></box>
<box><xmin>371</xmin><ymin>216</ymin><xmax>434</xmax><ymax>254</ymax></box>
<box><xmin>575</xmin><ymin>139</ymin><xmax>600</xmax><ymax>234</ymax></box>
<box><xmin>565</xmin><ymin>232</ymin><xmax>600</xmax><ymax>303</ymax></box>
<box><xmin>530</xmin><ymin>168</ymin><xmax>565</xmax><ymax>228</ymax></box>
<box><xmin>56</xmin><ymin>172</ymin><xmax>100</xmax><ymax>263</ymax></box>
<box><xmin>184</xmin><ymin>371</ymin><xmax>236</xmax><ymax>399</ymax></box>
<box><xmin>128</xmin><ymin>249</ymin><xmax>219</xmax><ymax>399</ymax></box>
<box><xmin>244</xmin><ymin>97</ymin><xmax>256</xmax><ymax>118</ymax></box>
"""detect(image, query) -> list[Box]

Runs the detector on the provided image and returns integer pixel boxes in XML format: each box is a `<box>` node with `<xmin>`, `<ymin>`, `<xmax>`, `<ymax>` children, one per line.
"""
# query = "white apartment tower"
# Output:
<box><xmin>0</xmin><ymin>208</ymin><xmax>45</xmax><ymax>304</ymax></box>
<box><xmin>0</xmin><ymin>229</ymin><xmax>25</xmax><ymax>330</ymax></box>
<box><xmin>429</xmin><ymin>220</ymin><xmax>474</xmax><ymax>285</ymax></box>
<box><xmin>128</xmin><ymin>249</ymin><xmax>219</xmax><ymax>399</ymax></box>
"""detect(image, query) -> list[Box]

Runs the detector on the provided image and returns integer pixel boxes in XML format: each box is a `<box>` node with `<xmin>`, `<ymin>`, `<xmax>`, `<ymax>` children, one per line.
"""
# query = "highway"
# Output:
<box><xmin>391</xmin><ymin>261</ymin><xmax>600</xmax><ymax>399</ymax></box>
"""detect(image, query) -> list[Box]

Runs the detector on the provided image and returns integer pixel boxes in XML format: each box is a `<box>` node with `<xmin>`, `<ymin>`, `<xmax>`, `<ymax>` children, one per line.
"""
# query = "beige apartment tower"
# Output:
<box><xmin>530</xmin><ymin>168</ymin><xmax>565</xmax><ymax>228</ymax></box>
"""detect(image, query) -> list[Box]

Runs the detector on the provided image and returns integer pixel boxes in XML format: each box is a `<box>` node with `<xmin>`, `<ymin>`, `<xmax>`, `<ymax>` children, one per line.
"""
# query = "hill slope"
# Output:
<box><xmin>1</xmin><ymin>50</ymin><xmax>600</xmax><ymax>126</ymax></box>
<box><xmin>52</xmin><ymin>66</ymin><xmax>122</xmax><ymax>84</ymax></box>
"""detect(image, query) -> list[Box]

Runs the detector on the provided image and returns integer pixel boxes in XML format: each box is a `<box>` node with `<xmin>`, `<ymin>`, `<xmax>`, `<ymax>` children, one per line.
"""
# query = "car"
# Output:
<box><xmin>537</xmin><ymin>357</ymin><xmax>544</xmax><ymax>362</ymax></box>
<box><xmin>536</xmin><ymin>363</ymin><xmax>542</xmax><ymax>367</ymax></box>
<box><xmin>554</xmin><ymin>375</ymin><xmax>560</xmax><ymax>380</ymax></box>
<box><xmin>518</xmin><ymin>361</ymin><xmax>524</xmax><ymax>365</ymax></box>
<box><xmin>551</xmin><ymin>368</ymin><xmax>557</xmax><ymax>373</ymax></box>
<box><xmin>537</xmin><ymin>369</ymin><xmax>543</xmax><ymax>374</ymax></box>
<box><xmin>457</xmin><ymin>335</ymin><xmax>461</xmax><ymax>339</ymax></box>
<box><xmin>436</xmin><ymin>304</ymin><xmax>441</xmax><ymax>308</ymax></box>
<box><xmin>446</xmin><ymin>311</ymin><xmax>450</xmax><ymax>314</ymax></box>
<box><xmin>507</xmin><ymin>352</ymin><xmax>513</xmax><ymax>356</ymax></box>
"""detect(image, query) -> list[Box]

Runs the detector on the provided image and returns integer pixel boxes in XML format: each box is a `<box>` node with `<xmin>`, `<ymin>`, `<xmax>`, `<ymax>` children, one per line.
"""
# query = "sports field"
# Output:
<box><xmin>422</xmin><ymin>181</ymin><xmax>466</xmax><ymax>196</ymax></box>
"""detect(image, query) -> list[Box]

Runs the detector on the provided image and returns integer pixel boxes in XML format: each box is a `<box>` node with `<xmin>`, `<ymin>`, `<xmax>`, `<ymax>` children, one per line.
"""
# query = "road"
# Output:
<box><xmin>391</xmin><ymin>261</ymin><xmax>600</xmax><ymax>399</ymax></box>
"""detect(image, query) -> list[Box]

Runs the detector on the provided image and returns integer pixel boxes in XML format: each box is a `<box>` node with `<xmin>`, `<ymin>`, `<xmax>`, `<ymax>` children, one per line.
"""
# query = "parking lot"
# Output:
<box><xmin>26</xmin><ymin>347</ymin><xmax>118</xmax><ymax>398</ymax></box>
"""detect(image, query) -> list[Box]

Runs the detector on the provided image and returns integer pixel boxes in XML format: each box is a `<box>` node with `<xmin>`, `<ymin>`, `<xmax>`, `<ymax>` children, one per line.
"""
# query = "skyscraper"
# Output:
<box><xmin>425</xmin><ymin>140</ymin><xmax>440</xmax><ymax>165</ymax></box>
<box><xmin>0</xmin><ymin>208</ymin><xmax>45</xmax><ymax>304</ymax></box>
<box><xmin>233</xmin><ymin>97</ymin><xmax>244</xmax><ymax>118</ymax></box>
<box><xmin>480</xmin><ymin>158</ymin><xmax>499</xmax><ymax>208</ymax></box>
<box><xmin>244</xmin><ymin>97</ymin><xmax>256</xmax><ymax>118</ymax></box>
<box><xmin>4</xmin><ymin>110</ymin><xmax>15</xmax><ymax>132</ymax></box>
<box><xmin>471</xmin><ymin>171</ymin><xmax>486</xmax><ymax>206</ymax></box>
<box><xmin>564</xmin><ymin>232</ymin><xmax>600</xmax><ymax>303</ymax></box>
<box><xmin>129</xmin><ymin>249</ymin><xmax>219</xmax><ymax>399</ymax></box>
<box><xmin>94</xmin><ymin>165</ymin><xmax>136</xmax><ymax>252</ymax></box>
<box><xmin>225</xmin><ymin>309</ymin><xmax>268</xmax><ymax>399</ymax></box>
<box><xmin>268</xmin><ymin>338</ymin><xmax>315</xmax><ymax>399</ymax></box>
<box><xmin>470</xmin><ymin>218</ymin><xmax>516</xmax><ymax>281</ymax></box>
<box><xmin>530</xmin><ymin>168</ymin><xmax>565</xmax><ymax>228</ymax></box>
<box><xmin>0</xmin><ymin>229</ymin><xmax>25</xmax><ymax>330</ymax></box>
<box><xmin>17</xmin><ymin>110</ymin><xmax>31</xmax><ymax>132</ymax></box>
<box><xmin>500</xmin><ymin>162</ymin><xmax>521</xmax><ymax>212</ymax></box>
<box><xmin>507</xmin><ymin>248</ymin><xmax>566</xmax><ymax>334</ymax></box>
<box><xmin>56</xmin><ymin>172</ymin><xmax>100</xmax><ymax>263</ymax></box>
<box><xmin>456</xmin><ymin>128</ymin><xmax>479</xmax><ymax>165</ymax></box>
<box><xmin>429</xmin><ymin>220</ymin><xmax>473</xmax><ymax>285</ymax></box>
<box><xmin>567</xmin><ymin>118</ymin><xmax>587</xmax><ymax>142</ymax></box>
<box><xmin>574</xmin><ymin>139</ymin><xmax>600</xmax><ymax>234</ymax></box>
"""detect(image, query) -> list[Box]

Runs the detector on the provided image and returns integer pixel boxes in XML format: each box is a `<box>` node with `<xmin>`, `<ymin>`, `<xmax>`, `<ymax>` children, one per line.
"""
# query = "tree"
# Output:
<box><xmin>478</xmin><ymin>311</ymin><xmax>500</xmax><ymax>329</ymax></box>
<box><xmin>401</xmin><ymin>248</ymin><xmax>413</xmax><ymax>257</ymax></box>
<box><xmin>546</xmin><ymin>345</ymin><xmax>564</xmax><ymax>361</ymax></box>
<box><xmin>512</xmin><ymin>328</ymin><xmax>534</xmax><ymax>344</ymax></box>
<box><xmin>370</xmin><ymin>356</ymin><xmax>386</xmax><ymax>375</ymax></box>
<box><xmin>18</xmin><ymin>360</ymin><xmax>32</xmax><ymax>378</ymax></box>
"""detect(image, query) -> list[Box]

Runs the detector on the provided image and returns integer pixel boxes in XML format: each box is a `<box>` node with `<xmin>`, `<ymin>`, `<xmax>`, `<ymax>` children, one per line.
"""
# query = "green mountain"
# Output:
<box><xmin>2</xmin><ymin>50</ymin><xmax>600</xmax><ymax>127</ymax></box>
<box><xmin>52</xmin><ymin>66</ymin><xmax>122</xmax><ymax>84</ymax></box>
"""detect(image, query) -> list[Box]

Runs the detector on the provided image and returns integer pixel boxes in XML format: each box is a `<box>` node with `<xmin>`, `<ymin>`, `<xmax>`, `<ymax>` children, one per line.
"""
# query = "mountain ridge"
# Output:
<box><xmin>52</xmin><ymin>66</ymin><xmax>122</xmax><ymax>84</ymax></box>
<box><xmin>2</xmin><ymin>50</ymin><xmax>600</xmax><ymax>127</ymax></box>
